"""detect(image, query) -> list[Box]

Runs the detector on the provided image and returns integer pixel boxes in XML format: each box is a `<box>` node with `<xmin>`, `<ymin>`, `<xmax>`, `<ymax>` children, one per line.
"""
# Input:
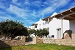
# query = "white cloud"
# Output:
<box><xmin>26</xmin><ymin>20</ymin><xmax>35</xmax><ymax>24</ymax></box>
<box><xmin>0</xmin><ymin>11</ymin><xmax>15</xmax><ymax>20</ymax></box>
<box><xmin>31</xmin><ymin>1</ymin><xmax>42</xmax><ymax>7</ymax></box>
<box><xmin>10</xmin><ymin>0</ymin><xmax>71</xmax><ymax>19</ymax></box>
<box><xmin>53</xmin><ymin>0</ymin><xmax>70</xmax><ymax>8</ymax></box>
<box><xmin>38</xmin><ymin>0</ymin><xmax>71</xmax><ymax>17</ymax></box>
<box><xmin>43</xmin><ymin>0</ymin><xmax>54</xmax><ymax>6</ymax></box>
<box><xmin>31</xmin><ymin>10</ymin><xmax>37</xmax><ymax>17</ymax></box>
<box><xmin>0</xmin><ymin>11</ymin><xmax>6</xmax><ymax>15</ymax></box>
<box><xmin>7</xmin><ymin>4</ymin><xmax>38</xmax><ymax>24</ymax></box>
<box><xmin>0</xmin><ymin>16</ymin><xmax>15</xmax><ymax>20</ymax></box>
<box><xmin>12</xmin><ymin>0</ymin><xmax>18</xmax><ymax>3</ymax></box>
<box><xmin>0</xmin><ymin>2</ymin><xmax>6</xmax><ymax>9</ymax></box>
<box><xmin>25</xmin><ymin>2</ymin><xmax>30</xmax><ymax>5</ymax></box>
<box><xmin>24</xmin><ymin>0</ymin><xmax>30</xmax><ymax>5</ymax></box>
<box><xmin>42</xmin><ymin>6</ymin><xmax>54</xmax><ymax>15</ymax></box>
<box><xmin>0</xmin><ymin>0</ymin><xmax>71</xmax><ymax>26</ymax></box>
<box><xmin>8</xmin><ymin>5</ymin><xmax>30</xmax><ymax>19</ymax></box>
<box><xmin>59</xmin><ymin>9</ymin><xmax>66</xmax><ymax>13</ymax></box>
<box><xmin>12</xmin><ymin>0</ymin><xmax>22</xmax><ymax>6</ymax></box>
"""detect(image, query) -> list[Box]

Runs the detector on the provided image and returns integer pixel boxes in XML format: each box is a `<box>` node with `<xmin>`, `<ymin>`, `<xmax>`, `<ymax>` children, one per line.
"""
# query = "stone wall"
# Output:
<box><xmin>43</xmin><ymin>34</ymin><xmax>75</xmax><ymax>46</ymax></box>
<box><xmin>0</xmin><ymin>36</ymin><xmax>37</xmax><ymax>47</ymax></box>
<box><xmin>36</xmin><ymin>36</ymin><xmax>43</xmax><ymax>44</ymax></box>
<box><xmin>25</xmin><ymin>36</ymin><xmax>36</xmax><ymax>44</ymax></box>
<box><xmin>0</xmin><ymin>36</ymin><xmax>26</xmax><ymax>48</ymax></box>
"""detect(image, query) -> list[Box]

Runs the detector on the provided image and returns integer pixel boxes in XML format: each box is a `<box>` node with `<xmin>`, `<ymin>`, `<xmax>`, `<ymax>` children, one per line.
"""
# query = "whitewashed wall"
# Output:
<box><xmin>70</xmin><ymin>20</ymin><xmax>75</xmax><ymax>33</ymax></box>
<box><xmin>29</xmin><ymin>19</ymin><xmax>49</xmax><ymax>30</ymax></box>
<box><xmin>36</xmin><ymin>19</ymin><xmax>49</xmax><ymax>30</ymax></box>
<box><xmin>49</xmin><ymin>18</ymin><xmax>69</xmax><ymax>39</ymax></box>
<box><xmin>49</xmin><ymin>18</ymin><xmax>61</xmax><ymax>39</ymax></box>
<box><xmin>63</xmin><ymin>20</ymin><xmax>70</xmax><ymax>33</ymax></box>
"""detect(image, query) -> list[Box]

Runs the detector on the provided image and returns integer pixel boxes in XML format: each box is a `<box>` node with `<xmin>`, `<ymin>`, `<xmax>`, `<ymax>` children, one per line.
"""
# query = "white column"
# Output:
<box><xmin>48</xmin><ymin>18</ymin><xmax>49</xmax><ymax>23</ymax></box>
<box><xmin>61</xmin><ymin>19</ymin><xmax>63</xmax><ymax>38</ymax></box>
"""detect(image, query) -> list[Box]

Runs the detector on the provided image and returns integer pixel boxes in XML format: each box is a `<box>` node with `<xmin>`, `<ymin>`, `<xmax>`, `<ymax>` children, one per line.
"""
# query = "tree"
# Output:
<box><xmin>36</xmin><ymin>28</ymin><xmax>49</xmax><ymax>37</ymax></box>
<box><xmin>0</xmin><ymin>19</ymin><xmax>28</xmax><ymax>38</ymax></box>
<box><xmin>28</xmin><ymin>28</ymin><xmax>49</xmax><ymax>37</ymax></box>
<box><xmin>28</xmin><ymin>29</ymin><xmax>36</xmax><ymax>35</ymax></box>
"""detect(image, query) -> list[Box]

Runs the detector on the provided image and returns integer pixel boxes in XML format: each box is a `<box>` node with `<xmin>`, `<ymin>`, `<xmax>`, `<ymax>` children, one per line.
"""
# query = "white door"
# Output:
<box><xmin>57</xmin><ymin>28</ymin><xmax>61</xmax><ymax>39</ymax></box>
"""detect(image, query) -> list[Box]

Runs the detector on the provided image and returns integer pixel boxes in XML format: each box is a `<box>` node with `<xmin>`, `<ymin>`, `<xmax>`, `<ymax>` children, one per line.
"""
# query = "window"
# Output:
<box><xmin>57</xmin><ymin>28</ymin><xmax>61</xmax><ymax>31</ymax></box>
<box><xmin>51</xmin><ymin>35</ymin><xmax>54</xmax><ymax>38</ymax></box>
<box><xmin>45</xmin><ymin>22</ymin><xmax>48</xmax><ymax>24</ymax></box>
<box><xmin>35</xmin><ymin>25</ymin><xmax>37</xmax><ymax>28</ymax></box>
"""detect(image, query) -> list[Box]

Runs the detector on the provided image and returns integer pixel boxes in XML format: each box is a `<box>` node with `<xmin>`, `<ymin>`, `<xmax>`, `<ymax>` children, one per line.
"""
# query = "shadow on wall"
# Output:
<box><xmin>62</xmin><ymin>30</ymin><xmax>72</xmax><ymax>39</ymax></box>
<box><xmin>0</xmin><ymin>40</ymin><xmax>12</xmax><ymax>50</ymax></box>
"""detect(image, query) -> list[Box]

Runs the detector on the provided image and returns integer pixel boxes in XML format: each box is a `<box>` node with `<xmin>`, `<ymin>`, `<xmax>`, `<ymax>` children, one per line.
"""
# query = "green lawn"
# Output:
<box><xmin>0</xmin><ymin>44</ymin><xmax>75</xmax><ymax>50</ymax></box>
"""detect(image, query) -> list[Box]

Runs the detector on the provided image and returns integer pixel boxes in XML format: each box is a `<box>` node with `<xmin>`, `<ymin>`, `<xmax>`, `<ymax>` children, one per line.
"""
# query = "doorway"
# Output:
<box><xmin>57</xmin><ymin>28</ymin><xmax>61</xmax><ymax>38</ymax></box>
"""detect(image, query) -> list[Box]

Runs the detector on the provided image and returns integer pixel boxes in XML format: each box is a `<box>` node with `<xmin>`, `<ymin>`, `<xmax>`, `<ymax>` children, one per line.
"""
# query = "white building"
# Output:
<box><xmin>48</xmin><ymin>17</ymin><xmax>69</xmax><ymax>39</ymax></box>
<box><xmin>29</xmin><ymin>18</ymin><xmax>49</xmax><ymax>30</ymax></box>
<box><xmin>29</xmin><ymin>7</ymin><xmax>75</xmax><ymax>39</ymax></box>
<box><xmin>44</xmin><ymin>7</ymin><xmax>75</xmax><ymax>39</ymax></box>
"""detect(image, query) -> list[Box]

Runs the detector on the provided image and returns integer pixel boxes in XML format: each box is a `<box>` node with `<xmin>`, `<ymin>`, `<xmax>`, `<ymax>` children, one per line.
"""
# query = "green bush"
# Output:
<box><xmin>0</xmin><ymin>19</ymin><xmax>28</xmax><ymax>38</ymax></box>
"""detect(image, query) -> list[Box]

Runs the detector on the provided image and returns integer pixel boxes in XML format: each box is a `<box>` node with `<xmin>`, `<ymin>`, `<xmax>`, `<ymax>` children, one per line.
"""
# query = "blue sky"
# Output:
<box><xmin>0</xmin><ymin>0</ymin><xmax>75</xmax><ymax>27</ymax></box>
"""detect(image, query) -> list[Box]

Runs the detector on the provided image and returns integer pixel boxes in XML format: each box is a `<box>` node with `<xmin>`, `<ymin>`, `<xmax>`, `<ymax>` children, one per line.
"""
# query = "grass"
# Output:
<box><xmin>0</xmin><ymin>44</ymin><xmax>75</xmax><ymax>50</ymax></box>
